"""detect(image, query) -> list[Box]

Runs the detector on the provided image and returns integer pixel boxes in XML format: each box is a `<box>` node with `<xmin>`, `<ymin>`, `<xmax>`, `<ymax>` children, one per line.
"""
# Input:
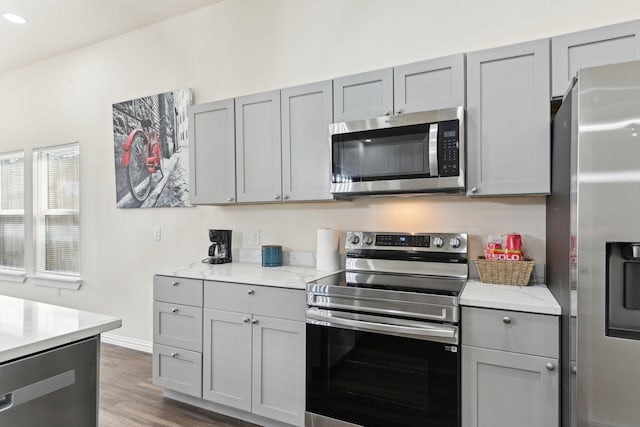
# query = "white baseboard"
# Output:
<box><xmin>101</xmin><ymin>333</ymin><xmax>152</xmax><ymax>353</ymax></box>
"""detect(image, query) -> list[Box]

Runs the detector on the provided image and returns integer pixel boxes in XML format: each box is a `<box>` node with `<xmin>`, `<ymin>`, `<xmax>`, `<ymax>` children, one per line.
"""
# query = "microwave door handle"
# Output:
<box><xmin>428</xmin><ymin>123</ymin><xmax>439</xmax><ymax>177</ymax></box>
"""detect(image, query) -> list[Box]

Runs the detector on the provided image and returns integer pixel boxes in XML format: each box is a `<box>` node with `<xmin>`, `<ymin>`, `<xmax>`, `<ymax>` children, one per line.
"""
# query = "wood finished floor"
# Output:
<box><xmin>99</xmin><ymin>343</ymin><xmax>259</xmax><ymax>427</ymax></box>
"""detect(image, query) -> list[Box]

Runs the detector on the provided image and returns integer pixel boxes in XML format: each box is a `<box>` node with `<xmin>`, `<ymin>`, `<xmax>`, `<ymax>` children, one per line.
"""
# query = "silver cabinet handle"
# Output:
<box><xmin>274</xmin><ymin>195</ymin><xmax>281</xmax><ymax>200</ymax></box>
<box><xmin>170</xmin><ymin>352</ymin><xmax>178</xmax><ymax>358</ymax></box>
<box><xmin>171</xmin><ymin>308</ymin><xmax>178</xmax><ymax>313</ymax></box>
<box><xmin>502</xmin><ymin>316</ymin><xmax>512</xmax><ymax>324</ymax></box>
<box><xmin>571</xmin><ymin>366</ymin><xmax>577</xmax><ymax>374</ymax></box>
<box><xmin>247</xmin><ymin>289</ymin><xmax>255</xmax><ymax>295</ymax></box>
<box><xmin>283</xmin><ymin>195</ymin><xmax>289</xmax><ymax>200</ymax></box>
<box><xmin>546</xmin><ymin>363</ymin><xmax>555</xmax><ymax>371</ymax></box>
<box><xmin>396</xmin><ymin>108</ymin><xmax>403</xmax><ymax>114</ymax></box>
<box><xmin>384</xmin><ymin>110</ymin><xmax>391</xmax><ymax>116</ymax></box>
<box><xmin>171</xmin><ymin>281</ymin><xmax>179</xmax><ymax>286</ymax></box>
<box><xmin>251</xmin><ymin>319</ymin><xmax>259</xmax><ymax>325</ymax></box>
<box><xmin>243</xmin><ymin>317</ymin><xmax>250</xmax><ymax>323</ymax></box>
<box><xmin>227</xmin><ymin>197</ymin><xmax>234</xmax><ymax>202</ymax></box>
<box><xmin>470</xmin><ymin>187</ymin><xmax>478</xmax><ymax>194</ymax></box>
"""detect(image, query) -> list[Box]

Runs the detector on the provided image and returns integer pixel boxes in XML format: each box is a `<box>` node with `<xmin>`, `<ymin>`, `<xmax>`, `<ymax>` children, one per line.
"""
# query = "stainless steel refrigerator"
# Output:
<box><xmin>548</xmin><ymin>60</ymin><xmax>640</xmax><ymax>427</ymax></box>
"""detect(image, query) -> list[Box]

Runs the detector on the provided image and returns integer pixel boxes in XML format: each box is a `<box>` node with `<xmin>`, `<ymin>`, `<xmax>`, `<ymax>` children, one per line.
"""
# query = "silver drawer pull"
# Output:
<box><xmin>251</xmin><ymin>319</ymin><xmax>259</xmax><ymax>325</ymax></box>
<box><xmin>247</xmin><ymin>289</ymin><xmax>255</xmax><ymax>295</ymax></box>
<box><xmin>170</xmin><ymin>352</ymin><xmax>178</xmax><ymax>358</ymax></box>
<box><xmin>171</xmin><ymin>308</ymin><xmax>179</xmax><ymax>313</ymax></box>
<box><xmin>545</xmin><ymin>363</ymin><xmax>555</xmax><ymax>371</ymax></box>
<box><xmin>502</xmin><ymin>316</ymin><xmax>512</xmax><ymax>324</ymax></box>
<box><xmin>243</xmin><ymin>317</ymin><xmax>250</xmax><ymax>323</ymax></box>
<box><xmin>171</xmin><ymin>281</ymin><xmax>179</xmax><ymax>286</ymax></box>
<box><xmin>0</xmin><ymin>393</ymin><xmax>13</xmax><ymax>413</ymax></box>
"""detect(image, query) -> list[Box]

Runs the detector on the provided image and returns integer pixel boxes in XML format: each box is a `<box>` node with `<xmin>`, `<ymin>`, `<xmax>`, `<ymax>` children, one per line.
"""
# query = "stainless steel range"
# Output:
<box><xmin>306</xmin><ymin>231</ymin><xmax>467</xmax><ymax>427</ymax></box>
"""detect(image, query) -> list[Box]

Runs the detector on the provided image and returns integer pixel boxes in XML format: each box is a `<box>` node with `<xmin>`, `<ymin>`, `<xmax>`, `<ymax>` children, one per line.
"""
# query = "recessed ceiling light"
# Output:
<box><xmin>2</xmin><ymin>13</ymin><xmax>27</xmax><ymax>24</ymax></box>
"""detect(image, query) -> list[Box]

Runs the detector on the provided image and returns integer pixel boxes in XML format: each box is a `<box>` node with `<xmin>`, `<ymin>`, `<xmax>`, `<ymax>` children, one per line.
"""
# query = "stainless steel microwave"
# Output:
<box><xmin>330</xmin><ymin>106</ymin><xmax>464</xmax><ymax>197</ymax></box>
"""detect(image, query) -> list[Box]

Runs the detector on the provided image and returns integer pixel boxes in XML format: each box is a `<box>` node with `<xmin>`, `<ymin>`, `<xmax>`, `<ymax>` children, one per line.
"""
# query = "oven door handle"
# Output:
<box><xmin>306</xmin><ymin>308</ymin><xmax>457</xmax><ymax>344</ymax></box>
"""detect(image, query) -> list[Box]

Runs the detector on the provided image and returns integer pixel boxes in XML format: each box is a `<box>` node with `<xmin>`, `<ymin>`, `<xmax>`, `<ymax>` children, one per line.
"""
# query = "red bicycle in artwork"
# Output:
<box><xmin>122</xmin><ymin>118</ymin><xmax>164</xmax><ymax>202</ymax></box>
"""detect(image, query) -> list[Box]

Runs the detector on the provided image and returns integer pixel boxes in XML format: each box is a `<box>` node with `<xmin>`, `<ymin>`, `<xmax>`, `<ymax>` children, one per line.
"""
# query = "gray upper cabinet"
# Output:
<box><xmin>235</xmin><ymin>90</ymin><xmax>282</xmax><ymax>203</ymax></box>
<box><xmin>188</xmin><ymin>99</ymin><xmax>236</xmax><ymax>204</ymax></box>
<box><xmin>552</xmin><ymin>20</ymin><xmax>640</xmax><ymax>98</ymax></box>
<box><xmin>281</xmin><ymin>81</ymin><xmax>333</xmax><ymax>201</ymax></box>
<box><xmin>333</xmin><ymin>68</ymin><xmax>393</xmax><ymax>122</ymax></box>
<box><xmin>466</xmin><ymin>39</ymin><xmax>550</xmax><ymax>196</ymax></box>
<box><xmin>394</xmin><ymin>54</ymin><xmax>465</xmax><ymax>114</ymax></box>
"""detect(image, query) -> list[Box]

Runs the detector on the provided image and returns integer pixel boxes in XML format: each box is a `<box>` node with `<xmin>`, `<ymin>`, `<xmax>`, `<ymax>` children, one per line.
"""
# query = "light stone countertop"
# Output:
<box><xmin>157</xmin><ymin>261</ymin><xmax>340</xmax><ymax>290</ymax></box>
<box><xmin>460</xmin><ymin>280</ymin><xmax>561</xmax><ymax>315</ymax></box>
<box><xmin>0</xmin><ymin>294</ymin><xmax>121</xmax><ymax>364</ymax></box>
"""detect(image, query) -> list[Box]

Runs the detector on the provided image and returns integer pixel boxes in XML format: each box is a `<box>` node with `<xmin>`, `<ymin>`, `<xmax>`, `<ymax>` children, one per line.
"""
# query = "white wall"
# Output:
<box><xmin>0</xmin><ymin>0</ymin><xmax>638</xmax><ymax>344</ymax></box>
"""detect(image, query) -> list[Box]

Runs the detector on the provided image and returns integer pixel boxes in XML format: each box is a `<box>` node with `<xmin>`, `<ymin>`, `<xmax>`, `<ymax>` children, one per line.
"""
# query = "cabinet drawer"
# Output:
<box><xmin>154</xmin><ymin>275</ymin><xmax>203</xmax><ymax>306</ymax></box>
<box><xmin>461</xmin><ymin>307</ymin><xmax>559</xmax><ymax>358</ymax></box>
<box><xmin>154</xmin><ymin>302</ymin><xmax>203</xmax><ymax>352</ymax></box>
<box><xmin>153</xmin><ymin>344</ymin><xmax>202</xmax><ymax>398</ymax></box>
<box><xmin>204</xmin><ymin>281</ymin><xmax>305</xmax><ymax>321</ymax></box>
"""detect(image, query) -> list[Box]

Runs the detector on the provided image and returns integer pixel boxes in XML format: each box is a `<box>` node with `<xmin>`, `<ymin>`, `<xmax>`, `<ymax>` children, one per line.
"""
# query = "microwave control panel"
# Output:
<box><xmin>438</xmin><ymin>120</ymin><xmax>459</xmax><ymax>177</ymax></box>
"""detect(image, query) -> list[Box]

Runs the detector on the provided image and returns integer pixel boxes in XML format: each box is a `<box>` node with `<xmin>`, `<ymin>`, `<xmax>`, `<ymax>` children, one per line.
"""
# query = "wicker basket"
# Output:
<box><xmin>475</xmin><ymin>259</ymin><xmax>535</xmax><ymax>286</ymax></box>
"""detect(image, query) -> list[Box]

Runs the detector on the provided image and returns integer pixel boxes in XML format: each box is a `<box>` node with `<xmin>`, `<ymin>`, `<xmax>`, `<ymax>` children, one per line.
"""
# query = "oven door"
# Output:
<box><xmin>306</xmin><ymin>309</ymin><xmax>460</xmax><ymax>427</ymax></box>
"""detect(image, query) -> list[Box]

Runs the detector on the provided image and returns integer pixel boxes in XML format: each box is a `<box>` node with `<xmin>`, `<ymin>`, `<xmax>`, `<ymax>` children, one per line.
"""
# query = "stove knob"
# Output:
<box><xmin>449</xmin><ymin>237</ymin><xmax>461</xmax><ymax>249</ymax></box>
<box><xmin>364</xmin><ymin>235</ymin><xmax>374</xmax><ymax>245</ymax></box>
<box><xmin>433</xmin><ymin>237</ymin><xmax>444</xmax><ymax>248</ymax></box>
<box><xmin>349</xmin><ymin>234</ymin><xmax>360</xmax><ymax>245</ymax></box>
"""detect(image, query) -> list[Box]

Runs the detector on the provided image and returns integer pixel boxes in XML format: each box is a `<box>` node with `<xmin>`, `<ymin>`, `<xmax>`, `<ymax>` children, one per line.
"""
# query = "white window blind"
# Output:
<box><xmin>33</xmin><ymin>144</ymin><xmax>80</xmax><ymax>276</ymax></box>
<box><xmin>0</xmin><ymin>152</ymin><xmax>24</xmax><ymax>270</ymax></box>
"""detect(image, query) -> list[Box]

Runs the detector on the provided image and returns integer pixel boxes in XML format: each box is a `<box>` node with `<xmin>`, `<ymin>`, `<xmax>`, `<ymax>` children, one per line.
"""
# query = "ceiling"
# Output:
<box><xmin>0</xmin><ymin>0</ymin><xmax>224</xmax><ymax>74</ymax></box>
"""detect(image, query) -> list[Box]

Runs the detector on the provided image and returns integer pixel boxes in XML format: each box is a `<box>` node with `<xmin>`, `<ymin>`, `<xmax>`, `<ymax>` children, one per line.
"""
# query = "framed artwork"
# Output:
<box><xmin>112</xmin><ymin>89</ymin><xmax>193</xmax><ymax>208</ymax></box>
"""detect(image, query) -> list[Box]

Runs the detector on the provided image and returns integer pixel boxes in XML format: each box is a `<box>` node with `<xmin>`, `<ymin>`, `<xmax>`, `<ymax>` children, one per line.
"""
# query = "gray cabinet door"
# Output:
<box><xmin>333</xmin><ymin>68</ymin><xmax>393</xmax><ymax>122</ymax></box>
<box><xmin>394</xmin><ymin>54</ymin><xmax>465</xmax><ymax>114</ymax></box>
<box><xmin>552</xmin><ymin>20</ymin><xmax>640</xmax><ymax>97</ymax></box>
<box><xmin>251</xmin><ymin>316</ymin><xmax>305</xmax><ymax>427</ymax></box>
<box><xmin>281</xmin><ymin>81</ymin><xmax>334</xmax><ymax>202</ymax></box>
<box><xmin>235</xmin><ymin>90</ymin><xmax>282</xmax><ymax>203</ymax></box>
<box><xmin>152</xmin><ymin>343</ymin><xmax>202</xmax><ymax>398</ymax></box>
<box><xmin>462</xmin><ymin>345</ymin><xmax>559</xmax><ymax>427</ymax></box>
<box><xmin>188</xmin><ymin>99</ymin><xmax>236</xmax><ymax>204</ymax></box>
<box><xmin>467</xmin><ymin>39</ymin><xmax>550</xmax><ymax>196</ymax></box>
<box><xmin>153</xmin><ymin>301</ymin><xmax>203</xmax><ymax>352</ymax></box>
<box><xmin>202</xmin><ymin>308</ymin><xmax>252</xmax><ymax>411</ymax></box>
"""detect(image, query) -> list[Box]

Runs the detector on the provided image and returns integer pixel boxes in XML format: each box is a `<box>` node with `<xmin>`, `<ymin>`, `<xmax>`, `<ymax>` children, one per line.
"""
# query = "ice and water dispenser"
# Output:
<box><xmin>606</xmin><ymin>242</ymin><xmax>640</xmax><ymax>339</ymax></box>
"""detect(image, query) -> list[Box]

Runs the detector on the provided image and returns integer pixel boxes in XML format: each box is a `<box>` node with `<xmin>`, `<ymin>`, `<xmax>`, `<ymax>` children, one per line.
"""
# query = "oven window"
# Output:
<box><xmin>306</xmin><ymin>324</ymin><xmax>459</xmax><ymax>427</ymax></box>
<box><xmin>332</xmin><ymin>123</ymin><xmax>432</xmax><ymax>183</ymax></box>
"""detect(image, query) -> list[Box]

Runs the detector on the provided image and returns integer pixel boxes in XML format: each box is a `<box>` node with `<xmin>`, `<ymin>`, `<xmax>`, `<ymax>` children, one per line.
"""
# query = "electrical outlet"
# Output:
<box><xmin>252</xmin><ymin>230</ymin><xmax>261</xmax><ymax>246</ymax></box>
<box><xmin>153</xmin><ymin>226</ymin><xmax>161</xmax><ymax>241</ymax></box>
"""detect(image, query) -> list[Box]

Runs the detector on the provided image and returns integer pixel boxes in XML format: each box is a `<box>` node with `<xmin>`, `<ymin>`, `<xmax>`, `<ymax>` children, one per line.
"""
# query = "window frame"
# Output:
<box><xmin>31</xmin><ymin>143</ymin><xmax>82</xmax><ymax>289</ymax></box>
<box><xmin>0</xmin><ymin>150</ymin><xmax>26</xmax><ymax>282</ymax></box>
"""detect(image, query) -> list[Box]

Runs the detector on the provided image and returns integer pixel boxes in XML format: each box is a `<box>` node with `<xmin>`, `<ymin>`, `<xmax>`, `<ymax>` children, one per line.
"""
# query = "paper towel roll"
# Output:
<box><xmin>316</xmin><ymin>228</ymin><xmax>340</xmax><ymax>271</ymax></box>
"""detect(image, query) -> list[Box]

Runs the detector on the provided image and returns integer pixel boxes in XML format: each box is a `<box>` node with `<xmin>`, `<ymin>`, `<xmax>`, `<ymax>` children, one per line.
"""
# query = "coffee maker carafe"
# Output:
<box><xmin>208</xmin><ymin>229</ymin><xmax>232</xmax><ymax>264</ymax></box>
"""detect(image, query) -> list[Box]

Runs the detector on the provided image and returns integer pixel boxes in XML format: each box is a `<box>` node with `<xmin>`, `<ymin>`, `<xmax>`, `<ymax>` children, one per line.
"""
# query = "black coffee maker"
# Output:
<box><xmin>208</xmin><ymin>229</ymin><xmax>232</xmax><ymax>264</ymax></box>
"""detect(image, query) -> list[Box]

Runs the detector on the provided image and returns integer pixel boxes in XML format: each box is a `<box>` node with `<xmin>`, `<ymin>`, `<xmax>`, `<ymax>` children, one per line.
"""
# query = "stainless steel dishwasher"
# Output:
<box><xmin>0</xmin><ymin>336</ymin><xmax>99</xmax><ymax>426</ymax></box>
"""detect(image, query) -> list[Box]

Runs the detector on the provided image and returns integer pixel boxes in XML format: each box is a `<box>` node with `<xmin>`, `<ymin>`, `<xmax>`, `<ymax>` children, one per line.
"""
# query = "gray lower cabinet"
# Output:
<box><xmin>552</xmin><ymin>20</ymin><xmax>640</xmax><ymax>98</ymax></box>
<box><xmin>461</xmin><ymin>306</ymin><xmax>559</xmax><ymax>427</ymax></box>
<box><xmin>281</xmin><ymin>81</ymin><xmax>333</xmax><ymax>201</ymax></box>
<box><xmin>152</xmin><ymin>275</ymin><xmax>204</xmax><ymax>398</ymax></box>
<box><xmin>466</xmin><ymin>39</ymin><xmax>550</xmax><ymax>196</ymax></box>
<box><xmin>235</xmin><ymin>90</ymin><xmax>282</xmax><ymax>203</ymax></box>
<box><xmin>203</xmin><ymin>282</ymin><xmax>306</xmax><ymax>427</ymax></box>
<box><xmin>188</xmin><ymin>99</ymin><xmax>236</xmax><ymax>204</ymax></box>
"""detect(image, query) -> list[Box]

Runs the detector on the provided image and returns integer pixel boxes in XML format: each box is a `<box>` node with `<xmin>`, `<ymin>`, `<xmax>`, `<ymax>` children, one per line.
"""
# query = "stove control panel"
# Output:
<box><xmin>345</xmin><ymin>231</ymin><xmax>467</xmax><ymax>253</ymax></box>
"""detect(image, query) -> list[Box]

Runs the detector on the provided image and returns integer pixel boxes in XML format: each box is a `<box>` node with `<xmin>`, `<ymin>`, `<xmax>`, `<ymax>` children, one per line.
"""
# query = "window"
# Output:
<box><xmin>33</xmin><ymin>144</ymin><xmax>80</xmax><ymax>277</ymax></box>
<box><xmin>0</xmin><ymin>151</ymin><xmax>24</xmax><ymax>271</ymax></box>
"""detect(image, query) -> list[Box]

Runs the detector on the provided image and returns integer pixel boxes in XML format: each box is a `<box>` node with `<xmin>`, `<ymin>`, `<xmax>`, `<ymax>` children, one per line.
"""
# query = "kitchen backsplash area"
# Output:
<box><xmin>203</xmin><ymin>195</ymin><xmax>546</xmax><ymax>270</ymax></box>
